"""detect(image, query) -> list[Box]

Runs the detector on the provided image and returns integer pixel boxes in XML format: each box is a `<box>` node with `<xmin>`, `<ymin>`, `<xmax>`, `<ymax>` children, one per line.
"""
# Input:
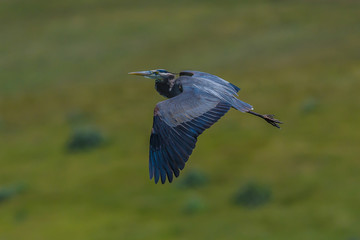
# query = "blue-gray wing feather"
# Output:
<box><xmin>150</xmin><ymin>89</ymin><xmax>231</xmax><ymax>183</ymax></box>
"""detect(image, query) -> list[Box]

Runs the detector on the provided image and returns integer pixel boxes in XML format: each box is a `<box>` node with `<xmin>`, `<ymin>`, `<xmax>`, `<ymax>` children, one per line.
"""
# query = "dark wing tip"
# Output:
<box><xmin>179</xmin><ymin>71</ymin><xmax>194</xmax><ymax>77</ymax></box>
<box><xmin>229</xmin><ymin>83</ymin><xmax>241</xmax><ymax>92</ymax></box>
<box><xmin>149</xmin><ymin>101</ymin><xmax>232</xmax><ymax>184</ymax></box>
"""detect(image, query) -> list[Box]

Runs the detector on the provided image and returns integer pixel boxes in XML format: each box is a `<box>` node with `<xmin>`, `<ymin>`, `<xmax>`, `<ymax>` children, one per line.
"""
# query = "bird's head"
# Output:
<box><xmin>128</xmin><ymin>69</ymin><xmax>175</xmax><ymax>82</ymax></box>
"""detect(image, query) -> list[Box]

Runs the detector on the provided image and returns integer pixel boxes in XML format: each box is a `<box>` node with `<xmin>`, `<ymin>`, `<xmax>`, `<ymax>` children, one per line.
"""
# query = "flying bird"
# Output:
<box><xmin>128</xmin><ymin>69</ymin><xmax>282</xmax><ymax>184</ymax></box>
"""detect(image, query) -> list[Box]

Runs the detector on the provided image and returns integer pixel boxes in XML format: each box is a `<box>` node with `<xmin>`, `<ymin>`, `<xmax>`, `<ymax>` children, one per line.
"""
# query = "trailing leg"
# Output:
<box><xmin>247</xmin><ymin>111</ymin><xmax>283</xmax><ymax>128</ymax></box>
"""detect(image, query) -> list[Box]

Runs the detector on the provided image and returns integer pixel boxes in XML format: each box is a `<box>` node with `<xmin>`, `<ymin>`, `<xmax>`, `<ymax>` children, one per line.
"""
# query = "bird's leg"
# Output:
<box><xmin>247</xmin><ymin>111</ymin><xmax>283</xmax><ymax>128</ymax></box>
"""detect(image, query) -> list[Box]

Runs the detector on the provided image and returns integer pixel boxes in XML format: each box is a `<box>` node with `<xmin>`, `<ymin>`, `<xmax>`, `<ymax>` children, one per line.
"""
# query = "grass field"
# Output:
<box><xmin>1</xmin><ymin>0</ymin><xmax>360</xmax><ymax>239</ymax></box>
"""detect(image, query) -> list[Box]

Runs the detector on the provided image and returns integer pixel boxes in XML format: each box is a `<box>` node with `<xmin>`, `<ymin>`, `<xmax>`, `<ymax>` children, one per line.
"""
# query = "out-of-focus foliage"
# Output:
<box><xmin>232</xmin><ymin>181</ymin><xmax>271</xmax><ymax>208</ymax></box>
<box><xmin>66</xmin><ymin>126</ymin><xmax>105</xmax><ymax>152</ymax></box>
<box><xmin>182</xmin><ymin>195</ymin><xmax>207</xmax><ymax>214</ymax></box>
<box><xmin>176</xmin><ymin>169</ymin><xmax>208</xmax><ymax>189</ymax></box>
<box><xmin>301</xmin><ymin>97</ymin><xmax>319</xmax><ymax>114</ymax></box>
<box><xmin>1</xmin><ymin>0</ymin><xmax>360</xmax><ymax>239</ymax></box>
<box><xmin>0</xmin><ymin>183</ymin><xmax>27</xmax><ymax>204</ymax></box>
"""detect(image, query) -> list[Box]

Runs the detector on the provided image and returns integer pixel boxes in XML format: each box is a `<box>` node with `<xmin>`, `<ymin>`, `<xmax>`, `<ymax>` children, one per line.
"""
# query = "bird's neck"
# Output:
<box><xmin>155</xmin><ymin>75</ymin><xmax>182</xmax><ymax>98</ymax></box>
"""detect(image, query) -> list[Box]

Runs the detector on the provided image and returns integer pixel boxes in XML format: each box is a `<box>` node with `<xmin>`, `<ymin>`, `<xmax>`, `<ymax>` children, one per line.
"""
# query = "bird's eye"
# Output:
<box><xmin>154</xmin><ymin>71</ymin><xmax>159</xmax><ymax>75</ymax></box>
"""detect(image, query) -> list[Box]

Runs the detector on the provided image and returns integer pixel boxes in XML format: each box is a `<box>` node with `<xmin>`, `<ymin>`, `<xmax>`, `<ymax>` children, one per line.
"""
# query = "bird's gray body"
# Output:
<box><xmin>154</xmin><ymin>71</ymin><xmax>253</xmax><ymax>127</ymax></box>
<box><xmin>128</xmin><ymin>69</ymin><xmax>282</xmax><ymax>184</ymax></box>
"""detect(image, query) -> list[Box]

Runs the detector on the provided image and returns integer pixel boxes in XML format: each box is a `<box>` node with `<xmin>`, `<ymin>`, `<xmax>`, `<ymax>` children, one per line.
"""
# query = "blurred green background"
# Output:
<box><xmin>1</xmin><ymin>0</ymin><xmax>360</xmax><ymax>239</ymax></box>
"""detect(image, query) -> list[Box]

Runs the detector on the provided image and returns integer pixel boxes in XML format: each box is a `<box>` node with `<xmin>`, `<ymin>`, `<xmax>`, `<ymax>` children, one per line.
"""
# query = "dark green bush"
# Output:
<box><xmin>182</xmin><ymin>196</ymin><xmax>206</xmax><ymax>214</ymax></box>
<box><xmin>301</xmin><ymin>97</ymin><xmax>319</xmax><ymax>114</ymax></box>
<box><xmin>232</xmin><ymin>181</ymin><xmax>272</xmax><ymax>208</ymax></box>
<box><xmin>177</xmin><ymin>169</ymin><xmax>208</xmax><ymax>189</ymax></box>
<box><xmin>347</xmin><ymin>237</ymin><xmax>360</xmax><ymax>240</ymax></box>
<box><xmin>66</xmin><ymin>126</ymin><xmax>105</xmax><ymax>152</ymax></box>
<box><xmin>0</xmin><ymin>183</ymin><xmax>26</xmax><ymax>204</ymax></box>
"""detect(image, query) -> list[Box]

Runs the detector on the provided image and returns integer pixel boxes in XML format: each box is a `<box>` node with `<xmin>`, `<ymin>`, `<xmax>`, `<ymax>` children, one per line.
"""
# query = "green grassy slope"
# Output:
<box><xmin>1</xmin><ymin>1</ymin><xmax>360</xmax><ymax>239</ymax></box>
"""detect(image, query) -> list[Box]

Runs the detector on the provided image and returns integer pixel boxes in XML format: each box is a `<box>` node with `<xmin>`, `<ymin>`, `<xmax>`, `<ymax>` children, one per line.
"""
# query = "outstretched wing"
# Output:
<box><xmin>150</xmin><ymin>89</ymin><xmax>231</xmax><ymax>184</ymax></box>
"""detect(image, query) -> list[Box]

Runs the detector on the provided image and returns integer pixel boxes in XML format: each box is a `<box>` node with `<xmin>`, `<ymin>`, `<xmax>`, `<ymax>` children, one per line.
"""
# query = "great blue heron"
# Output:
<box><xmin>128</xmin><ymin>69</ymin><xmax>282</xmax><ymax>184</ymax></box>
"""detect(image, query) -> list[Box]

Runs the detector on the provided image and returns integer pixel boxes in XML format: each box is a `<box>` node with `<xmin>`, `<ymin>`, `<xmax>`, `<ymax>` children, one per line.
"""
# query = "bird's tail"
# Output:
<box><xmin>231</xmin><ymin>98</ymin><xmax>253</xmax><ymax>112</ymax></box>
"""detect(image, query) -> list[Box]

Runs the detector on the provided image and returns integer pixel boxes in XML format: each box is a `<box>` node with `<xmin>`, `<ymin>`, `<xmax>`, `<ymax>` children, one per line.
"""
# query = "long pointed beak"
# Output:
<box><xmin>128</xmin><ymin>71</ymin><xmax>152</xmax><ymax>76</ymax></box>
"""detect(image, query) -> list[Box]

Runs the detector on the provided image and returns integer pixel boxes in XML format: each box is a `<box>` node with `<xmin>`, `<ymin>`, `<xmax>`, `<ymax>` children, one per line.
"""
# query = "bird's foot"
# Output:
<box><xmin>262</xmin><ymin>114</ymin><xmax>283</xmax><ymax>128</ymax></box>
